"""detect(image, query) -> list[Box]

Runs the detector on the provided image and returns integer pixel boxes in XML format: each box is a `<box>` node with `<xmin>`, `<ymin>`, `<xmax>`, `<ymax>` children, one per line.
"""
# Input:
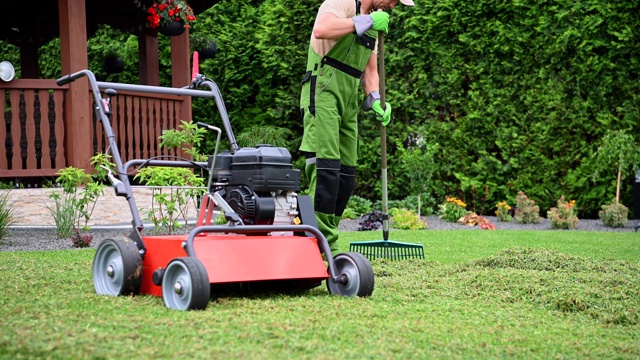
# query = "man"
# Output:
<box><xmin>300</xmin><ymin>0</ymin><xmax>414</xmax><ymax>255</ymax></box>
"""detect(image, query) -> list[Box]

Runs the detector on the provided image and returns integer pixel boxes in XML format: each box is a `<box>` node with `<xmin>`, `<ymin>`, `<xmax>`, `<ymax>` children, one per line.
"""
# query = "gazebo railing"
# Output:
<box><xmin>0</xmin><ymin>79</ymin><xmax>66</xmax><ymax>178</ymax></box>
<box><xmin>0</xmin><ymin>79</ymin><xmax>187</xmax><ymax>182</ymax></box>
<box><xmin>93</xmin><ymin>89</ymin><xmax>185</xmax><ymax>162</ymax></box>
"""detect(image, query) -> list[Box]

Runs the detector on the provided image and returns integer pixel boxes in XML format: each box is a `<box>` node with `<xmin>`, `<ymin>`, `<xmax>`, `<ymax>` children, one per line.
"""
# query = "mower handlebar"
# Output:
<box><xmin>56</xmin><ymin>70</ymin><xmax>91</xmax><ymax>86</ymax></box>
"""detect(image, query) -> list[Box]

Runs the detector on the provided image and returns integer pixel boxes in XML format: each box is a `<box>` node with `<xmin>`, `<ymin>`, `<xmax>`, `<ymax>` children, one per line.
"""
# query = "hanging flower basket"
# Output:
<box><xmin>103</xmin><ymin>57</ymin><xmax>125</xmax><ymax>74</ymax></box>
<box><xmin>102</xmin><ymin>48</ymin><xmax>125</xmax><ymax>74</ymax></box>
<box><xmin>159</xmin><ymin>21</ymin><xmax>186</xmax><ymax>36</ymax></box>
<box><xmin>190</xmin><ymin>34</ymin><xmax>218</xmax><ymax>60</ymax></box>
<box><xmin>198</xmin><ymin>42</ymin><xmax>217</xmax><ymax>60</ymax></box>
<box><xmin>147</xmin><ymin>0</ymin><xmax>196</xmax><ymax>36</ymax></box>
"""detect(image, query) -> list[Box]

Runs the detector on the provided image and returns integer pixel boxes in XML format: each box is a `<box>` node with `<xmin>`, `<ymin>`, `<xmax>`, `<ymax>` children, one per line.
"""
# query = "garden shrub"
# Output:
<box><xmin>548</xmin><ymin>196</ymin><xmax>580</xmax><ymax>230</ymax></box>
<box><xmin>71</xmin><ymin>229</ymin><xmax>93</xmax><ymax>248</ymax></box>
<box><xmin>0</xmin><ymin>191</ymin><xmax>16</xmax><ymax>239</ymax></box>
<box><xmin>346</xmin><ymin>195</ymin><xmax>373</xmax><ymax>217</ymax></box>
<box><xmin>495</xmin><ymin>201</ymin><xmax>512</xmax><ymax>222</ymax></box>
<box><xmin>457</xmin><ymin>212</ymin><xmax>496</xmax><ymax>230</ymax></box>
<box><xmin>598</xmin><ymin>201</ymin><xmax>628</xmax><ymax>228</ymax></box>
<box><xmin>379</xmin><ymin>194</ymin><xmax>436</xmax><ymax>217</ymax></box>
<box><xmin>341</xmin><ymin>208</ymin><xmax>357</xmax><ymax>220</ymax></box>
<box><xmin>390</xmin><ymin>208</ymin><xmax>426</xmax><ymax>230</ymax></box>
<box><xmin>358</xmin><ymin>210</ymin><xmax>384</xmax><ymax>231</ymax></box>
<box><xmin>514</xmin><ymin>191</ymin><xmax>541</xmax><ymax>224</ymax></box>
<box><xmin>437</xmin><ymin>196</ymin><xmax>469</xmax><ymax>223</ymax></box>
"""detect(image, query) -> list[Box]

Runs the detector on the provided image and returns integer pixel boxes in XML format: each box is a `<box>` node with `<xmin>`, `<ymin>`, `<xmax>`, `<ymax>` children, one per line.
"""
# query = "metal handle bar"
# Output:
<box><xmin>57</xmin><ymin>70</ymin><xmax>145</xmax><ymax>239</ymax></box>
<box><xmin>95</xmin><ymin>79</ymin><xmax>239</xmax><ymax>153</ymax></box>
<box><xmin>56</xmin><ymin>70</ymin><xmax>88</xmax><ymax>86</ymax></box>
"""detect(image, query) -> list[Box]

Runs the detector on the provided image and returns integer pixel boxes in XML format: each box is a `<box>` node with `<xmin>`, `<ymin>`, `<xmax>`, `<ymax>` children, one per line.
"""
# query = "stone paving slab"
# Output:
<box><xmin>2</xmin><ymin>187</ymin><xmax>200</xmax><ymax>228</ymax></box>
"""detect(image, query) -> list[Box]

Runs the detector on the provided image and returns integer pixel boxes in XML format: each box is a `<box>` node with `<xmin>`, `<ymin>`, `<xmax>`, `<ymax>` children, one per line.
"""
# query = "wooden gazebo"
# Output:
<box><xmin>0</xmin><ymin>0</ymin><xmax>219</xmax><ymax>185</ymax></box>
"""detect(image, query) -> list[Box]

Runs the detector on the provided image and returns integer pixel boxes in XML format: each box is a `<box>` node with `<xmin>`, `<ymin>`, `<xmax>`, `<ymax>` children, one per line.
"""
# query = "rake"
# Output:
<box><xmin>349</xmin><ymin>32</ymin><xmax>424</xmax><ymax>260</ymax></box>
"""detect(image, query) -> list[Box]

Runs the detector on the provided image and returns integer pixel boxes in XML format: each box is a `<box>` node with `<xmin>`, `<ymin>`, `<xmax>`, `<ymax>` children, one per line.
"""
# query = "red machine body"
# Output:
<box><xmin>139</xmin><ymin>234</ymin><xmax>329</xmax><ymax>297</ymax></box>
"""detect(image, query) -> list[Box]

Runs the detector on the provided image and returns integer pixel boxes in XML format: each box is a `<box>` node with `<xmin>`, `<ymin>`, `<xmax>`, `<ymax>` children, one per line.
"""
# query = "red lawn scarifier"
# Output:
<box><xmin>57</xmin><ymin>67</ymin><xmax>374</xmax><ymax>310</ymax></box>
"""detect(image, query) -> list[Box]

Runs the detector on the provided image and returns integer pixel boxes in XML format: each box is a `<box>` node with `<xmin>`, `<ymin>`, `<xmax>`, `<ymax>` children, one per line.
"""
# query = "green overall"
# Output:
<box><xmin>299</xmin><ymin>20</ymin><xmax>377</xmax><ymax>254</ymax></box>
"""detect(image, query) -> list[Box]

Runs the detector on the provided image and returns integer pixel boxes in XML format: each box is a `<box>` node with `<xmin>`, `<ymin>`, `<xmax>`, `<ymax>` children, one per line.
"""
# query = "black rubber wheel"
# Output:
<box><xmin>327</xmin><ymin>252</ymin><xmax>375</xmax><ymax>297</ymax></box>
<box><xmin>162</xmin><ymin>257</ymin><xmax>210</xmax><ymax>311</ymax></box>
<box><xmin>92</xmin><ymin>238</ymin><xmax>142</xmax><ymax>296</ymax></box>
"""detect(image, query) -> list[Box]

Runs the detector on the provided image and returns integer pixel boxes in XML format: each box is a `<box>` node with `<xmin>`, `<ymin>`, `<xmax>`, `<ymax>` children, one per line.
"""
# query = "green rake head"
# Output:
<box><xmin>349</xmin><ymin>240</ymin><xmax>424</xmax><ymax>260</ymax></box>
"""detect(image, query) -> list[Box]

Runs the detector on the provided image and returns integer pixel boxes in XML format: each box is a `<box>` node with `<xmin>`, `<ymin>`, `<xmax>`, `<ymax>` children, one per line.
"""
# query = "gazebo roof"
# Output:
<box><xmin>0</xmin><ymin>0</ymin><xmax>220</xmax><ymax>47</ymax></box>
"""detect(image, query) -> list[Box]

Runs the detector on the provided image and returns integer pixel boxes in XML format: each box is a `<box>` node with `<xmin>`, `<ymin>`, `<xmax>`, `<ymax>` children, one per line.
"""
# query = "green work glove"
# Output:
<box><xmin>370</xmin><ymin>11</ymin><xmax>389</xmax><ymax>34</ymax></box>
<box><xmin>364</xmin><ymin>91</ymin><xmax>392</xmax><ymax>126</ymax></box>
<box><xmin>372</xmin><ymin>100</ymin><xmax>392</xmax><ymax>126</ymax></box>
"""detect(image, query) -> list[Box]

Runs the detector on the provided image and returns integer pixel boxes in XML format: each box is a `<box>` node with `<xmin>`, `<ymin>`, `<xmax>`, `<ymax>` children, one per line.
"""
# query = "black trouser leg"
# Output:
<box><xmin>335</xmin><ymin>165</ymin><xmax>356</xmax><ymax>216</ymax></box>
<box><xmin>314</xmin><ymin>158</ymin><xmax>341</xmax><ymax>215</ymax></box>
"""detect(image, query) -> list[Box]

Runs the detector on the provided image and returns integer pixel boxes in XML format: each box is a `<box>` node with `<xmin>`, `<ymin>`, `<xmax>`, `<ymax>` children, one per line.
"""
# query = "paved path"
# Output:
<box><xmin>2</xmin><ymin>187</ymin><xmax>200</xmax><ymax>228</ymax></box>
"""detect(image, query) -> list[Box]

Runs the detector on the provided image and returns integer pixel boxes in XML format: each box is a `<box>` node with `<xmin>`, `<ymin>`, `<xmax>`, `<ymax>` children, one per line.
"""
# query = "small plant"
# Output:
<box><xmin>0</xmin><ymin>191</ymin><xmax>16</xmax><ymax>239</ymax></box>
<box><xmin>143</xmin><ymin>120</ymin><xmax>210</xmax><ymax>234</ymax></box>
<box><xmin>47</xmin><ymin>163</ymin><xmax>105</xmax><ymax>239</ymax></box>
<box><xmin>346</xmin><ymin>195</ymin><xmax>373</xmax><ymax>217</ymax></box>
<box><xmin>457</xmin><ymin>212</ymin><xmax>496</xmax><ymax>230</ymax></box>
<box><xmin>70</xmin><ymin>228</ymin><xmax>93</xmax><ymax>248</ymax></box>
<box><xmin>357</xmin><ymin>210</ymin><xmax>384</xmax><ymax>231</ymax></box>
<box><xmin>0</xmin><ymin>181</ymin><xmax>17</xmax><ymax>189</ymax></box>
<box><xmin>213</xmin><ymin>211</ymin><xmax>228</xmax><ymax>225</ymax></box>
<box><xmin>379</xmin><ymin>194</ymin><xmax>435</xmax><ymax>216</ymax></box>
<box><xmin>390</xmin><ymin>208</ymin><xmax>426</xmax><ymax>230</ymax></box>
<box><xmin>495</xmin><ymin>201</ymin><xmax>512</xmax><ymax>222</ymax></box>
<box><xmin>398</xmin><ymin>142</ymin><xmax>439</xmax><ymax>219</ymax></box>
<box><xmin>513</xmin><ymin>191</ymin><xmax>541</xmax><ymax>224</ymax></box>
<box><xmin>548</xmin><ymin>196</ymin><xmax>579</xmax><ymax>230</ymax></box>
<box><xmin>437</xmin><ymin>196</ymin><xmax>469</xmax><ymax>223</ymax></box>
<box><xmin>134</xmin><ymin>167</ymin><xmax>205</xmax><ymax>234</ymax></box>
<box><xmin>341</xmin><ymin>208</ymin><xmax>357</xmax><ymax>220</ymax></box>
<box><xmin>159</xmin><ymin>120</ymin><xmax>208</xmax><ymax>162</ymax></box>
<box><xmin>598</xmin><ymin>200</ymin><xmax>628</xmax><ymax>228</ymax></box>
<box><xmin>478</xmin><ymin>216</ymin><xmax>496</xmax><ymax>230</ymax></box>
<box><xmin>236</xmin><ymin>124</ymin><xmax>293</xmax><ymax>148</ymax></box>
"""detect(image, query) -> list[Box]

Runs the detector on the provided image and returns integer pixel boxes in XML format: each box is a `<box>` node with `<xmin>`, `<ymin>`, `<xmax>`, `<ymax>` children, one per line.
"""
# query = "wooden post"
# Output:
<box><xmin>19</xmin><ymin>39</ymin><xmax>40</xmax><ymax>79</ymax></box>
<box><xmin>170</xmin><ymin>29</ymin><xmax>192</xmax><ymax>123</ymax></box>
<box><xmin>58</xmin><ymin>0</ymin><xmax>91</xmax><ymax>172</ymax></box>
<box><xmin>139</xmin><ymin>32</ymin><xmax>160</xmax><ymax>86</ymax></box>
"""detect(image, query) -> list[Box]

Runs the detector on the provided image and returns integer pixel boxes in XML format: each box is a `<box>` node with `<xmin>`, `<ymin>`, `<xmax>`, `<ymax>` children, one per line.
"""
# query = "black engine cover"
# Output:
<box><xmin>209</xmin><ymin>145</ymin><xmax>301</xmax><ymax>193</ymax></box>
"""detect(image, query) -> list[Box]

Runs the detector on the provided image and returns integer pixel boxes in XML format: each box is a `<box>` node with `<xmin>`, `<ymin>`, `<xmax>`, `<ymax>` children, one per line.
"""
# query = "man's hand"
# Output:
<box><xmin>370</xmin><ymin>11</ymin><xmax>389</xmax><ymax>33</ymax></box>
<box><xmin>353</xmin><ymin>11</ymin><xmax>390</xmax><ymax>36</ymax></box>
<box><xmin>372</xmin><ymin>100</ymin><xmax>392</xmax><ymax>126</ymax></box>
<box><xmin>364</xmin><ymin>91</ymin><xmax>392</xmax><ymax>126</ymax></box>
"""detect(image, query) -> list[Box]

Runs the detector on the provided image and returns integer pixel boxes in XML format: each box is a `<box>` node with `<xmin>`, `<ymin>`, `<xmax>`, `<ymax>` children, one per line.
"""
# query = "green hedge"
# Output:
<box><xmin>197</xmin><ymin>0</ymin><xmax>640</xmax><ymax>217</ymax></box>
<box><xmin>383</xmin><ymin>0</ymin><xmax>640</xmax><ymax>217</ymax></box>
<box><xmin>3</xmin><ymin>0</ymin><xmax>639</xmax><ymax>218</ymax></box>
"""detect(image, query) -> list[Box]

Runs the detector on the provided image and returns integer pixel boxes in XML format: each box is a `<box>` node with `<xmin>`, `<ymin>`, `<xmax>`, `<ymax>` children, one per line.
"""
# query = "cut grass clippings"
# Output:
<box><xmin>0</xmin><ymin>230</ymin><xmax>639</xmax><ymax>359</ymax></box>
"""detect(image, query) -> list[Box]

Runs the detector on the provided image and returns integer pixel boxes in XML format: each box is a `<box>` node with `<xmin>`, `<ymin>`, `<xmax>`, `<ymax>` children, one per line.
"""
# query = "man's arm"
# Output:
<box><xmin>361</xmin><ymin>51</ymin><xmax>379</xmax><ymax>96</ymax></box>
<box><xmin>313</xmin><ymin>12</ymin><xmax>356</xmax><ymax>40</ymax></box>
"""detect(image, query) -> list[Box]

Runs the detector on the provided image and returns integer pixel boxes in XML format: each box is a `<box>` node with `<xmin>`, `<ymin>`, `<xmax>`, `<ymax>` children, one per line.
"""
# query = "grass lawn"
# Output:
<box><xmin>1</xmin><ymin>230</ymin><xmax>638</xmax><ymax>359</ymax></box>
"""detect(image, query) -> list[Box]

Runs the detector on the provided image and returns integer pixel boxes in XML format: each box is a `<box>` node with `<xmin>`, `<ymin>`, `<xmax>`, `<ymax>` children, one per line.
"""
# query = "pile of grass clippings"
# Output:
<box><xmin>464</xmin><ymin>248</ymin><xmax>640</xmax><ymax>326</ymax></box>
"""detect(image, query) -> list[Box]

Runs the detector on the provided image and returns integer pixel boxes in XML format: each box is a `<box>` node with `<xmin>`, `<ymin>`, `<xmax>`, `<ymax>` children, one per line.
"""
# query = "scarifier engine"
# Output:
<box><xmin>208</xmin><ymin>145</ymin><xmax>301</xmax><ymax>227</ymax></box>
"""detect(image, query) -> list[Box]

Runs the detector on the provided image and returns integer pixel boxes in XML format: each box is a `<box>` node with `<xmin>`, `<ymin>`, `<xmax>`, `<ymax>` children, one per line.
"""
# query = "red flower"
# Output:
<box><xmin>147</xmin><ymin>0</ymin><xmax>196</xmax><ymax>29</ymax></box>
